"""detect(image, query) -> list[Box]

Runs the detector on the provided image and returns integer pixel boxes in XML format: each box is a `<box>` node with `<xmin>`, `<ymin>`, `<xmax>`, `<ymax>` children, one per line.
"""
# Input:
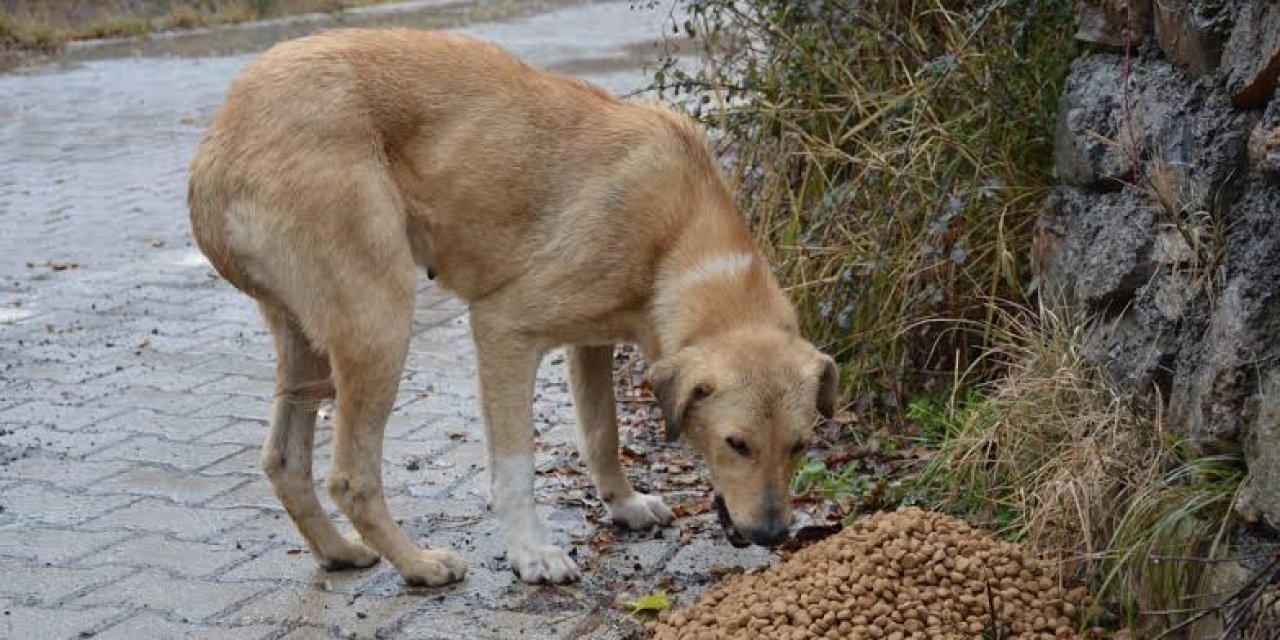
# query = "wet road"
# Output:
<box><xmin>0</xmin><ymin>3</ymin><xmax>772</xmax><ymax>639</ymax></box>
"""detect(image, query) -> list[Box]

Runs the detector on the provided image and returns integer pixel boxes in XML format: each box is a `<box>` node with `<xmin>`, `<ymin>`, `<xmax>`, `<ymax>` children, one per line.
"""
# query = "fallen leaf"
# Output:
<box><xmin>670</xmin><ymin>501</ymin><xmax>710</xmax><ymax>518</ymax></box>
<box><xmin>623</xmin><ymin>590</ymin><xmax>670</xmax><ymax>616</ymax></box>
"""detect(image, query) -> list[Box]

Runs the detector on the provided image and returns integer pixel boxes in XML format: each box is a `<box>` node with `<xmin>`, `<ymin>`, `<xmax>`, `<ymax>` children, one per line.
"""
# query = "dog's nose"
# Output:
<box><xmin>745</xmin><ymin>520</ymin><xmax>790</xmax><ymax>547</ymax></box>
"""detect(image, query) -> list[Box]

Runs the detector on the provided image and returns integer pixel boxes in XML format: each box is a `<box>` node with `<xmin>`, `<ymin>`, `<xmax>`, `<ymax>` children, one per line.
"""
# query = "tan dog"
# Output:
<box><xmin>188</xmin><ymin>28</ymin><xmax>837</xmax><ymax>586</ymax></box>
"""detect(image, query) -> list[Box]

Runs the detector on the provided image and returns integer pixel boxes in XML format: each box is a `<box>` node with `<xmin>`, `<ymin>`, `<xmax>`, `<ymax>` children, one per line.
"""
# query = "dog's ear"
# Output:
<box><xmin>650</xmin><ymin>358</ymin><xmax>713</xmax><ymax>442</ymax></box>
<box><xmin>816</xmin><ymin>354</ymin><xmax>838</xmax><ymax>419</ymax></box>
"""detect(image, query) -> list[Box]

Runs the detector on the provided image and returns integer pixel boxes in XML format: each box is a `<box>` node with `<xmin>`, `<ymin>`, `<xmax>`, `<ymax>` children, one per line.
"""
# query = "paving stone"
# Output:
<box><xmin>277</xmin><ymin>626</ymin><xmax>335</xmax><ymax>640</ymax></box>
<box><xmin>81</xmin><ymin>533</ymin><xmax>252</xmax><ymax>578</ymax></box>
<box><xmin>85</xmin><ymin>384</ymin><xmax>223</xmax><ymax>416</ymax></box>
<box><xmin>0</xmin><ymin>526</ymin><xmax>131</xmax><ymax>564</ymax></box>
<box><xmin>192</xmin><ymin>395</ymin><xmax>275</xmax><ymax>421</ymax></box>
<box><xmin>216</xmin><ymin>543</ymin><xmax>375</xmax><ymax>585</ymax></box>
<box><xmin>0</xmin><ymin>564</ymin><xmax>131</xmax><ymax>604</ymax></box>
<box><xmin>0</xmin><ymin>400</ymin><xmax>125</xmax><ymax>431</ymax></box>
<box><xmin>92</xmin><ymin>466</ymin><xmax>248</xmax><ymax>504</ymax></box>
<box><xmin>0</xmin><ymin>603</ymin><xmax>127</xmax><ymax>640</ymax></box>
<box><xmin>79</xmin><ymin>498</ymin><xmax>257</xmax><ymax>540</ymax></box>
<box><xmin>93</xmin><ymin>611</ymin><xmax>282</xmax><ymax>640</ymax></box>
<box><xmin>0</xmin><ymin>482</ymin><xmax>136</xmax><ymax>526</ymax></box>
<box><xmin>0</xmin><ymin>454</ymin><xmax>133</xmax><ymax>488</ymax></box>
<box><xmin>0</xmin><ymin>421</ymin><xmax>134</xmax><ymax>460</ymax></box>
<box><xmin>197</xmin><ymin>420</ymin><xmax>270</xmax><ymax>446</ymax></box>
<box><xmin>664</xmin><ymin>535</ymin><xmax>777</xmax><ymax>579</ymax></box>
<box><xmin>73</xmin><ymin>571</ymin><xmax>273</xmax><ymax>621</ymax></box>
<box><xmin>398</xmin><ymin>605</ymin><xmax>579</xmax><ymax>640</ymax></box>
<box><xmin>204</xmin><ymin>476</ymin><xmax>285</xmax><ymax>510</ymax></box>
<box><xmin>83</xmin><ymin>368</ymin><xmax>228</xmax><ymax>395</ymax></box>
<box><xmin>225</xmin><ymin>587</ymin><xmax>426</xmax><ymax>637</ymax></box>
<box><xmin>98</xmin><ymin>409</ymin><xmax>232</xmax><ymax>441</ymax></box>
<box><xmin>199</xmin><ymin>447</ymin><xmax>266</xmax><ymax>477</ymax></box>
<box><xmin>224</xmin><ymin>512</ymin><xmax>311</xmax><ymax>548</ymax></box>
<box><xmin>192</xmin><ymin>374</ymin><xmax>275</xmax><ymax>397</ymax></box>
<box><xmin>94</xmin><ymin>436</ymin><xmax>245</xmax><ymax>471</ymax></box>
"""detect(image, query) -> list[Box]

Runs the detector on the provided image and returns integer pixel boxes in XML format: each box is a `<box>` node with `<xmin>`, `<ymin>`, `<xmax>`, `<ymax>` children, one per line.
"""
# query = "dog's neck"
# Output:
<box><xmin>648</xmin><ymin>216</ymin><xmax>797</xmax><ymax>359</ymax></box>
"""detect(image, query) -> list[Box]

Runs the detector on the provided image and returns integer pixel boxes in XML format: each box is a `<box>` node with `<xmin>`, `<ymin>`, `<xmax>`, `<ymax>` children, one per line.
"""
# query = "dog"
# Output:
<box><xmin>187</xmin><ymin>28</ymin><xmax>837</xmax><ymax>586</ymax></box>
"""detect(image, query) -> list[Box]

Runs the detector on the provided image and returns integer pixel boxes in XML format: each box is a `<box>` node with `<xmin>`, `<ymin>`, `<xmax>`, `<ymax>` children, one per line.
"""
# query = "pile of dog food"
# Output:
<box><xmin>653</xmin><ymin>507</ymin><xmax>1087</xmax><ymax>639</ymax></box>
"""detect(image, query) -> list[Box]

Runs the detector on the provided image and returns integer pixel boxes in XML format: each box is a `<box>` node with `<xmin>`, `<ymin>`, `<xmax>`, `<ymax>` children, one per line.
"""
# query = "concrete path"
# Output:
<box><xmin>0</xmin><ymin>2</ymin><xmax>772</xmax><ymax>638</ymax></box>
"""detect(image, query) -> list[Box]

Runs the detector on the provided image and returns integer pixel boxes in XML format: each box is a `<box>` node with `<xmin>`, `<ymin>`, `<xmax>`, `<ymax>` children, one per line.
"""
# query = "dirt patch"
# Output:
<box><xmin>651</xmin><ymin>507</ymin><xmax>1088</xmax><ymax>639</ymax></box>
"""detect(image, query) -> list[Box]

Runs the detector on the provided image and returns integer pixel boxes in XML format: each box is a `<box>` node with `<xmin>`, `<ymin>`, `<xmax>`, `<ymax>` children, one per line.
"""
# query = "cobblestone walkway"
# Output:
<box><xmin>0</xmin><ymin>3</ymin><xmax>773</xmax><ymax>638</ymax></box>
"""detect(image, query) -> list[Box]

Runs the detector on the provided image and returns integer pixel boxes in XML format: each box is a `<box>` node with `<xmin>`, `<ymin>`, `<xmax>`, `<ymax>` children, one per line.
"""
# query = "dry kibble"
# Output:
<box><xmin>651</xmin><ymin>507</ymin><xmax>1089</xmax><ymax>639</ymax></box>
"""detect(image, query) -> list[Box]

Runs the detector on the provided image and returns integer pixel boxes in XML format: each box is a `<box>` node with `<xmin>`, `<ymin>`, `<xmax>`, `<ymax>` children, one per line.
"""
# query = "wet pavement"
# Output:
<box><xmin>0</xmin><ymin>2</ymin><xmax>773</xmax><ymax>638</ymax></box>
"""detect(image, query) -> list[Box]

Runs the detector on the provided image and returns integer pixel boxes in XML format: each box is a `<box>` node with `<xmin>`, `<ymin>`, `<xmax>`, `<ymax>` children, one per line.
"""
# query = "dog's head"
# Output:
<box><xmin>651</xmin><ymin>327</ymin><xmax>837</xmax><ymax>548</ymax></box>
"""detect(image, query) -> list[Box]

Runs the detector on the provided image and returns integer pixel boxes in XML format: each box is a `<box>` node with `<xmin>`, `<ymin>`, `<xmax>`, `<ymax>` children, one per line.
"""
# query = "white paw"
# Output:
<box><xmin>606</xmin><ymin>492</ymin><xmax>675</xmax><ymax>530</ymax></box>
<box><xmin>507</xmin><ymin>541</ymin><xmax>580</xmax><ymax>584</ymax></box>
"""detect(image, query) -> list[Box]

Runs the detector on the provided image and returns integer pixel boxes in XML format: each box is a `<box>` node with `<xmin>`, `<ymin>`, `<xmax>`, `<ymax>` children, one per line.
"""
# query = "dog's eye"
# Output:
<box><xmin>725</xmin><ymin>437</ymin><xmax>751</xmax><ymax>457</ymax></box>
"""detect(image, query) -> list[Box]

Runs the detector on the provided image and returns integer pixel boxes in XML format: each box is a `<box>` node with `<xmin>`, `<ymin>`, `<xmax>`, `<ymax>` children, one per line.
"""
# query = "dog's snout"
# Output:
<box><xmin>744</xmin><ymin>519</ymin><xmax>789</xmax><ymax>547</ymax></box>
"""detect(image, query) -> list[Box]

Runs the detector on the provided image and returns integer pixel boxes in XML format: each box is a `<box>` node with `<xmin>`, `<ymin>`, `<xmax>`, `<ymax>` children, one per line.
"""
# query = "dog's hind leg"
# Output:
<box><xmin>568</xmin><ymin>345</ymin><xmax>674</xmax><ymax>530</ymax></box>
<box><xmin>322</xmin><ymin>274</ymin><xmax>467</xmax><ymax>587</ymax></box>
<box><xmin>471</xmin><ymin>312</ymin><xmax>580</xmax><ymax>584</ymax></box>
<box><xmin>259</xmin><ymin>303</ymin><xmax>379</xmax><ymax>570</ymax></box>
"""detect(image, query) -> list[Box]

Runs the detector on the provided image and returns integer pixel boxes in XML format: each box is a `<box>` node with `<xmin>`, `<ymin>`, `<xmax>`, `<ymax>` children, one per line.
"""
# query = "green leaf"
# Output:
<box><xmin>624</xmin><ymin>590</ymin><xmax>671</xmax><ymax>616</ymax></box>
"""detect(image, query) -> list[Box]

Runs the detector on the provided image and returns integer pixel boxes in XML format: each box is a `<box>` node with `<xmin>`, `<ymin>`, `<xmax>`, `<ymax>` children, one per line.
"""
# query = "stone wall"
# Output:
<box><xmin>1034</xmin><ymin>0</ymin><xmax>1280</xmax><ymax>532</ymax></box>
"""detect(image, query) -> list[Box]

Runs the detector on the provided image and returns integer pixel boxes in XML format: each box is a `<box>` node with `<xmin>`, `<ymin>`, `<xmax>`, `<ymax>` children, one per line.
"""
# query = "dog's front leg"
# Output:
<box><xmin>471</xmin><ymin>314</ymin><xmax>580</xmax><ymax>584</ymax></box>
<box><xmin>568</xmin><ymin>345</ymin><xmax>674</xmax><ymax>530</ymax></box>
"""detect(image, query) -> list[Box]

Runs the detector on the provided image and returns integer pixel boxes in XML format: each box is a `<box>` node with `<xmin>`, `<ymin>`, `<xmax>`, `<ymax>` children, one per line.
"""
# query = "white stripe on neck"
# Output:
<box><xmin>671</xmin><ymin>252</ymin><xmax>754</xmax><ymax>293</ymax></box>
<box><xmin>654</xmin><ymin>251</ymin><xmax>755</xmax><ymax>326</ymax></box>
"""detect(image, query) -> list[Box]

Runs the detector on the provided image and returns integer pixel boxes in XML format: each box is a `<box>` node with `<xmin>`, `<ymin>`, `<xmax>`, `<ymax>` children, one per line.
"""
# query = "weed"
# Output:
<box><xmin>653</xmin><ymin>0</ymin><xmax>1078</xmax><ymax>406</ymax></box>
<box><xmin>919</xmin><ymin>301</ymin><xmax>1245</xmax><ymax>634</ymax></box>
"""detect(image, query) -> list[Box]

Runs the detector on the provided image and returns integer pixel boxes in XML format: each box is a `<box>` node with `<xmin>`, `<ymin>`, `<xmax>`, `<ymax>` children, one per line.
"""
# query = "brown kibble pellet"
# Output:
<box><xmin>650</xmin><ymin>507</ymin><xmax>1089</xmax><ymax>639</ymax></box>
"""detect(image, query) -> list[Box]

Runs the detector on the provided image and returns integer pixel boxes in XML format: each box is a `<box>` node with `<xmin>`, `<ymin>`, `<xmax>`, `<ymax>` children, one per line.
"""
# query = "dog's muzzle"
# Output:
<box><xmin>713</xmin><ymin>494</ymin><xmax>751</xmax><ymax>548</ymax></box>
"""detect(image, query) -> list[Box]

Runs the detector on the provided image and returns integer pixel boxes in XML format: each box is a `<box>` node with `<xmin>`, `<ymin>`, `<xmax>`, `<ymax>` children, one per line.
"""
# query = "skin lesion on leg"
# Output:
<box><xmin>567</xmin><ymin>344</ymin><xmax>674</xmax><ymax>531</ymax></box>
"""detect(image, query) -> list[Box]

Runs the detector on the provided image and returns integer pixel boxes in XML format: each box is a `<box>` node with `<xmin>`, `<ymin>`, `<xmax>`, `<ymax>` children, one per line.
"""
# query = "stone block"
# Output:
<box><xmin>1076</xmin><ymin>0</ymin><xmax>1153</xmax><ymax>48</ymax></box>
<box><xmin>1248</xmin><ymin>89</ymin><xmax>1280</xmax><ymax>177</ymax></box>
<box><xmin>1222</xmin><ymin>1</ymin><xmax>1280</xmax><ymax>107</ymax></box>
<box><xmin>1154</xmin><ymin>0</ymin><xmax>1232</xmax><ymax>76</ymax></box>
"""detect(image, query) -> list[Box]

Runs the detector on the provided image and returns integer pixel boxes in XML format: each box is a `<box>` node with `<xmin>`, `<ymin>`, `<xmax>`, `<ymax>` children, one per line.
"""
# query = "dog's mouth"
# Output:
<box><xmin>712</xmin><ymin>494</ymin><xmax>751</xmax><ymax>548</ymax></box>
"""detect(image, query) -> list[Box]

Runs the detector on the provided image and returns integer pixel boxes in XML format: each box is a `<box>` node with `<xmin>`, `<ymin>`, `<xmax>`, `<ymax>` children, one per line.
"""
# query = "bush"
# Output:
<box><xmin>654</xmin><ymin>0</ymin><xmax>1077</xmax><ymax>405</ymax></box>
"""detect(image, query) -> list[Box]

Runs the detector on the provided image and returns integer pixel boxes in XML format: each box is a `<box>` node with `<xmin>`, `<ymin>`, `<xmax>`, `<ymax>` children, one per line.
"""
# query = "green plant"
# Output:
<box><xmin>654</xmin><ymin>0</ymin><xmax>1078</xmax><ymax>405</ymax></box>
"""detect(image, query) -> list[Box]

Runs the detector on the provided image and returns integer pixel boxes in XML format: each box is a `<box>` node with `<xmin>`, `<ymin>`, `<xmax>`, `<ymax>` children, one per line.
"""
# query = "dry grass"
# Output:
<box><xmin>918</xmin><ymin>302</ymin><xmax>1244</xmax><ymax>635</ymax></box>
<box><xmin>0</xmin><ymin>0</ymin><xmax>385</xmax><ymax>52</ymax></box>
<box><xmin>652</xmin><ymin>0</ymin><xmax>1078</xmax><ymax>405</ymax></box>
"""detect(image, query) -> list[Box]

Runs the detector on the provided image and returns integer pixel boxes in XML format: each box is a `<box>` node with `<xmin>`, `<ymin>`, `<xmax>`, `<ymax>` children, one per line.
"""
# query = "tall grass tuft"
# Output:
<box><xmin>655</xmin><ymin>0</ymin><xmax>1077</xmax><ymax>404</ymax></box>
<box><xmin>919</xmin><ymin>302</ymin><xmax>1244</xmax><ymax>634</ymax></box>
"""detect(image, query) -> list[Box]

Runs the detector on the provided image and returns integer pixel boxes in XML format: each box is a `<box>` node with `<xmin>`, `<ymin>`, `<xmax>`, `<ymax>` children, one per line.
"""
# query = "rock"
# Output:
<box><xmin>1075</xmin><ymin>0</ymin><xmax>1153</xmax><ymax>48</ymax></box>
<box><xmin>1153</xmin><ymin>0</ymin><xmax>1234</xmax><ymax>77</ymax></box>
<box><xmin>1169</xmin><ymin>177</ymin><xmax>1280</xmax><ymax>445</ymax></box>
<box><xmin>1035</xmin><ymin>187</ymin><xmax>1157</xmax><ymax>311</ymax></box>
<box><xmin>1248</xmin><ymin>90</ymin><xmax>1280</xmax><ymax>178</ymax></box>
<box><xmin>1054</xmin><ymin>55</ymin><xmax>1130</xmax><ymax>187</ymax></box>
<box><xmin>1221</xmin><ymin>1</ymin><xmax>1280</xmax><ymax>107</ymax></box>
<box><xmin>1053</xmin><ymin>54</ymin><xmax>1251</xmax><ymax>200</ymax></box>
<box><xmin>1237</xmin><ymin>371</ymin><xmax>1280</xmax><ymax>529</ymax></box>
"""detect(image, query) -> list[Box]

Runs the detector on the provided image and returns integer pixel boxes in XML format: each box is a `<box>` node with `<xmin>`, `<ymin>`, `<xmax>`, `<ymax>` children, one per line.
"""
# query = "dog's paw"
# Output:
<box><xmin>607</xmin><ymin>492</ymin><xmax>675</xmax><ymax>530</ymax></box>
<box><xmin>398</xmin><ymin>548</ymin><xmax>467</xmax><ymax>587</ymax></box>
<box><xmin>508</xmin><ymin>542</ymin><xmax>580</xmax><ymax>584</ymax></box>
<box><xmin>318</xmin><ymin>531</ymin><xmax>381</xmax><ymax>571</ymax></box>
